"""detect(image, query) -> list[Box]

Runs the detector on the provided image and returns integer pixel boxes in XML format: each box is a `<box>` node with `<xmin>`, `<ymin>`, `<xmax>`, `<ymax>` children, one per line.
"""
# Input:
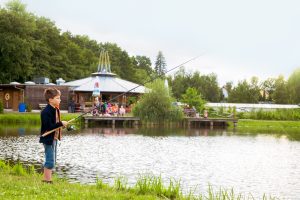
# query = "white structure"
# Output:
<box><xmin>63</xmin><ymin>72</ymin><xmax>145</xmax><ymax>94</ymax></box>
<box><xmin>207</xmin><ymin>102</ymin><xmax>299</xmax><ymax>111</ymax></box>
<box><xmin>62</xmin><ymin>50</ymin><xmax>146</xmax><ymax>105</ymax></box>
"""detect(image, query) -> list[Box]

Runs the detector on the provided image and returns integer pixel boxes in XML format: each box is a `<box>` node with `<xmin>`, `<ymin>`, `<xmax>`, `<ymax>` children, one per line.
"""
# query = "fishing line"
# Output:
<box><xmin>42</xmin><ymin>53</ymin><xmax>205</xmax><ymax>137</ymax></box>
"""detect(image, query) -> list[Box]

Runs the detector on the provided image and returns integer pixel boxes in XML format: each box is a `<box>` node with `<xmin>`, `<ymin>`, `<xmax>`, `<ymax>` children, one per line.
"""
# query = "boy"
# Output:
<box><xmin>39</xmin><ymin>88</ymin><xmax>68</xmax><ymax>183</ymax></box>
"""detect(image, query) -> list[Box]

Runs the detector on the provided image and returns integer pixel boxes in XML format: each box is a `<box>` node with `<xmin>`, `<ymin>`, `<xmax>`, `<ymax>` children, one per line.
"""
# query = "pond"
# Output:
<box><xmin>0</xmin><ymin>125</ymin><xmax>299</xmax><ymax>199</ymax></box>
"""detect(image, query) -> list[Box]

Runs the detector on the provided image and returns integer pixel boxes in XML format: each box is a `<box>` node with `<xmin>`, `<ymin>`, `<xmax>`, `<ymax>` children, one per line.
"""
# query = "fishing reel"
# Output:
<box><xmin>67</xmin><ymin>124</ymin><xmax>76</xmax><ymax>131</ymax></box>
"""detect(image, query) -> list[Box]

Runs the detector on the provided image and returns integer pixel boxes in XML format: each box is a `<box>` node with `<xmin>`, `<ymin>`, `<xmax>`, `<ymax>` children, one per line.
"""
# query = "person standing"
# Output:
<box><xmin>39</xmin><ymin>88</ymin><xmax>68</xmax><ymax>183</ymax></box>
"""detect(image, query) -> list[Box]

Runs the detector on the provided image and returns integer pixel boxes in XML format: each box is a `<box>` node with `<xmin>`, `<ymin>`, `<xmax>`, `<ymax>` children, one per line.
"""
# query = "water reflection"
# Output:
<box><xmin>0</xmin><ymin>124</ymin><xmax>40</xmax><ymax>137</ymax></box>
<box><xmin>82</xmin><ymin>126</ymin><xmax>235</xmax><ymax>137</ymax></box>
<box><xmin>0</xmin><ymin>123</ymin><xmax>299</xmax><ymax>141</ymax></box>
<box><xmin>0</xmin><ymin>126</ymin><xmax>300</xmax><ymax>199</ymax></box>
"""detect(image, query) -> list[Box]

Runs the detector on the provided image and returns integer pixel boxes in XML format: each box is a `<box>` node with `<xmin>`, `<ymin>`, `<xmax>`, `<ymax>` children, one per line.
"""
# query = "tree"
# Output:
<box><xmin>190</xmin><ymin>72</ymin><xmax>221</xmax><ymax>102</ymax></box>
<box><xmin>170</xmin><ymin>67</ymin><xmax>190</xmax><ymax>100</ymax></box>
<box><xmin>154</xmin><ymin>51</ymin><xmax>166</xmax><ymax>77</ymax></box>
<box><xmin>287</xmin><ymin>68</ymin><xmax>300</xmax><ymax>104</ymax></box>
<box><xmin>169</xmin><ymin>68</ymin><xmax>221</xmax><ymax>102</ymax></box>
<box><xmin>261</xmin><ymin>78</ymin><xmax>276</xmax><ymax>102</ymax></box>
<box><xmin>135</xmin><ymin>55</ymin><xmax>153</xmax><ymax>75</ymax></box>
<box><xmin>228</xmin><ymin>78</ymin><xmax>260</xmax><ymax>103</ymax></box>
<box><xmin>249</xmin><ymin>76</ymin><xmax>261</xmax><ymax>102</ymax></box>
<box><xmin>273</xmin><ymin>75</ymin><xmax>289</xmax><ymax>104</ymax></box>
<box><xmin>132</xmin><ymin>79</ymin><xmax>183</xmax><ymax>122</ymax></box>
<box><xmin>0</xmin><ymin>0</ymin><xmax>35</xmax><ymax>83</ymax></box>
<box><xmin>181</xmin><ymin>87</ymin><xmax>206</xmax><ymax>112</ymax></box>
<box><xmin>0</xmin><ymin>1</ymin><xmax>176</xmax><ymax>86</ymax></box>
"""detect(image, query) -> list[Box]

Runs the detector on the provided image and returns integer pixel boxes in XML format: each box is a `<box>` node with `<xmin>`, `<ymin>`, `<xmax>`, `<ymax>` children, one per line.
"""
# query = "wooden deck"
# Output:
<box><xmin>83</xmin><ymin>116</ymin><xmax>238</xmax><ymax>128</ymax></box>
<box><xmin>83</xmin><ymin>116</ymin><xmax>140</xmax><ymax>127</ymax></box>
<box><xmin>185</xmin><ymin>117</ymin><xmax>238</xmax><ymax>128</ymax></box>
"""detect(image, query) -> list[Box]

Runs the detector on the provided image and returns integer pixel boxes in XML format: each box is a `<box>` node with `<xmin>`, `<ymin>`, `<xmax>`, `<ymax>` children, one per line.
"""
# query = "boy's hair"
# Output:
<box><xmin>44</xmin><ymin>88</ymin><xmax>61</xmax><ymax>102</ymax></box>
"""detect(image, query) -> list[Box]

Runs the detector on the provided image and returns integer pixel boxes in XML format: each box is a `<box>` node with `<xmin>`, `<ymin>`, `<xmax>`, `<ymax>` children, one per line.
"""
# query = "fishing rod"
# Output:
<box><xmin>42</xmin><ymin>54</ymin><xmax>204</xmax><ymax>137</ymax></box>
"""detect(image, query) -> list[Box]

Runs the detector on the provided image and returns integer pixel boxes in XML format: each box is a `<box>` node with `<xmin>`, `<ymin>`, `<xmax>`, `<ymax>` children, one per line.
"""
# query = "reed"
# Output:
<box><xmin>238</xmin><ymin>108</ymin><xmax>300</xmax><ymax>121</ymax></box>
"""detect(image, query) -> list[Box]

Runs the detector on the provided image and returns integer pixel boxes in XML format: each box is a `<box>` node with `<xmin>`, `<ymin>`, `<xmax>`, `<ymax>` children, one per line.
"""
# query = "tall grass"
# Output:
<box><xmin>0</xmin><ymin>160</ymin><xmax>37</xmax><ymax>176</ymax></box>
<box><xmin>114</xmin><ymin>176</ymin><xmax>128</xmax><ymax>191</ymax></box>
<box><xmin>209</xmin><ymin>106</ymin><xmax>300</xmax><ymax>121</ymax></box>
<box><xmin>239</xmin><ymin>109</ymin><xmax>300</xmax><ymax>120</ymax></box>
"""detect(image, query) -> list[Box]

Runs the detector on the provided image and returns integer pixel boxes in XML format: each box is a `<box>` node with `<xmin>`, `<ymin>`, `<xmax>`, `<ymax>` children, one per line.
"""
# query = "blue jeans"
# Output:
<box><xmin>43</xmin><ymin>140</ymin><xmax>57</xmax><ymax>169</ymax></box>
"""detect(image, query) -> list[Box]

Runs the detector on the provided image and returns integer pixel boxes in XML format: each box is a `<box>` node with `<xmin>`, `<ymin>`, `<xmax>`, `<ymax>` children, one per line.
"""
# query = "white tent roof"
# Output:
<box><xmin>63</xmin><ymin>72</ymin><xmax>145</xmax><ymax>93</ymax></box>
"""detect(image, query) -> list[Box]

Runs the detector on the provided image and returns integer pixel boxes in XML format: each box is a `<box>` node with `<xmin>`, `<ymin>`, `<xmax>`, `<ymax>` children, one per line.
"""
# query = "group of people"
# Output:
<box><xmin>92</xmin><ymin>97</ymin><xmax>126</xmax><ymax>116</ymax></box>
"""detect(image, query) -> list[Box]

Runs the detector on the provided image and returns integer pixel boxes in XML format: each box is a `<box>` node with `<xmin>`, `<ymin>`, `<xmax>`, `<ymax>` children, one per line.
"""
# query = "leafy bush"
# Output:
<box><xmin>133</xmin><ymin>79</ymin><xmax>183</xmax><ymax>123</ymax></box>
<box><xmin>181</xmin><ymin>87</ymin><xmax>206</xmax><ymax>113</ymax></box>
<box><xmin>127</xmin><ymin>96</ymin><xmax>137</xmax><ymax>105</ymax></box>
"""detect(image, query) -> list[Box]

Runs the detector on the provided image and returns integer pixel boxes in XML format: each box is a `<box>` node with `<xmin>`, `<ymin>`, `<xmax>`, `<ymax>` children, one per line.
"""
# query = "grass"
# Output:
<box><xmin>227</xmin><ymin>119</ymin><xmax>300</xmax><ymax>141</ymax></box>
<box><xmin>0</xmin><ymin>160</ymin><xmax>279</xmax><ymax>200</ymax></box>
<box><xmin>239</xmin><ymin>109</ymin><xmax>300</xmax><ymax>121</ymax></box>
<box><xmin>0</xmin><ymin>113</ymin><xmax>81</xmax><ymax>124</ymax></box>
<box><xmin>231</xmin><ymin>119</ymin><xmax>300</xmax><ymax>129</ymax></box>
<box><xmin>229</xmin><ymin>119</ymin><xmax>300</xmax><ymax>132</ymax></box>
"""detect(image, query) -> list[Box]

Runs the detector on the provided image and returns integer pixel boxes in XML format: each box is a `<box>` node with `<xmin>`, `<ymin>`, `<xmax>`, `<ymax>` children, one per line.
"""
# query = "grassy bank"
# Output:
<box><xmin>0</xmin><ymin>113</ymin><xmax>80</xmax><ymax>124</ymax></box>
<box><xmin>229</xmin><ymin>119</ymin><xmax>300</xmax><ymax>131</ymax></box>
<box><xmin>227</xmin><ymin>119</ymin><xmax>300</xmax><ymax>141</ymax></box>
<box><xmin>0</xmin><ymin>160</ymin><xmax>277</xmax><ymax>200</ymax></box>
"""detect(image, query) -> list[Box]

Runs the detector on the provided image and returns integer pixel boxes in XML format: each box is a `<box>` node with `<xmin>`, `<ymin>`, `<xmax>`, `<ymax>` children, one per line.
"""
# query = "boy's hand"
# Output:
<box><xmin>62</xmin><ymin>121</ymin><xmax>69</xmax><ymax>127</ymax></box>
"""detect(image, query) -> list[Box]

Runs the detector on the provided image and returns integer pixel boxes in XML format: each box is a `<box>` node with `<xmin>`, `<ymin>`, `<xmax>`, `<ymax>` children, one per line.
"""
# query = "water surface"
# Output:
<box><xmin>0</xmin><ymin>126</ymin><xmax>299</xmax><ymax>199</ymax></box>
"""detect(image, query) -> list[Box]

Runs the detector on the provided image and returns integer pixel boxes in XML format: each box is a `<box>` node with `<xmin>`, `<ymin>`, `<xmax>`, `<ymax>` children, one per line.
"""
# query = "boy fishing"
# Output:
<box><xmin>39</xmin><ymin>88</ymin><xmax>68</xmax><ymax>183</ymax></box>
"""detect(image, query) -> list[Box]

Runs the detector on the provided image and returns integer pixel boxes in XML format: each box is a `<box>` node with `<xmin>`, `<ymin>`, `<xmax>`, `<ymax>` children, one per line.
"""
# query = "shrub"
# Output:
<box><xmin>181</xmin><ymin>87</ymin><xmax>206</xmax><ymax>113</ymax></box>
<box><xmin>133</xmin><ymin>79</ymin><xmax>183</xmax><ymax>123</ymax></box>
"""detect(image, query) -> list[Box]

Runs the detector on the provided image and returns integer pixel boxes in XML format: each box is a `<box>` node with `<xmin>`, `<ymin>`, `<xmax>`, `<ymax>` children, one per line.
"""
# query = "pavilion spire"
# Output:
<box><xmin>97</xmin><ymin>50</ymin><xmax>111</xmax><ymax>73</ymax></box>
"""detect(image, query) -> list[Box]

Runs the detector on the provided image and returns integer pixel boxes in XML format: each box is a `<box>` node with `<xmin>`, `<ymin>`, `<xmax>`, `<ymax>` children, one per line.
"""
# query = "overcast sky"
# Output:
<box><xmin>1</xmin><ymin>0</ymin><xmax>300</xmax><ymax>85</ymax></box>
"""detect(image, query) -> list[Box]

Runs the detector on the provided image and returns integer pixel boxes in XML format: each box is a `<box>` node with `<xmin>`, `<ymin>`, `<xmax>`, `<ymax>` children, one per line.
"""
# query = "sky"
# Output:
<box><xmin>1</xmin><ymin>0</ymin><xmax>300</xmax><ymax>85</ymax></box>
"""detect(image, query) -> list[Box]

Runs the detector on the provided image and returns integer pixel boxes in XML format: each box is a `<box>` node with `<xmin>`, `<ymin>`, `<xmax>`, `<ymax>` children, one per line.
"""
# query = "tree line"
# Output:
<box><xmin>0</xmin><ymin>1</ymin><xmax>299</xmax><ymax>104</ymax></box>
<box><xmin>0</xmin><ymin>0</ymin><xmax>154</xmax><ymax>85</ymax></box>
<box><xmin>168</xmin><ymin>68</ymin><xmax>300</xmax><ymax>104</ymax></box>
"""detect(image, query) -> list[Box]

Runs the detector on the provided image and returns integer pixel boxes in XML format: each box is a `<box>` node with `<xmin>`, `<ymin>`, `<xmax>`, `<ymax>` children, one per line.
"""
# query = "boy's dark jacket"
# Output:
<box><xmin>39</xmin><ymin>104</ymin><xmax>63</xmax><ymax>145</ymax></box>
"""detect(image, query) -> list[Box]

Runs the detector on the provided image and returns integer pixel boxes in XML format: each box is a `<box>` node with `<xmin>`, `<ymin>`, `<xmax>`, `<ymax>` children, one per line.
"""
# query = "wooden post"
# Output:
<box><xmin>133</xmin><ymin>120</ymin><xmax>138</xmax><ymax>128</ymax></box>
<box><xmin>210</xmin><ymin>121</ymin><xmax>214</xmax><ymax>129</ymax></box>
<box><xmin>234</xmin><ymin>121</ymin><xmax>237</xmax><ymax>127</ymax></box>
<box><xmin>187</xmin><ymin>121</ymin><xmax>191</xmax><ymax>129</ymax></box>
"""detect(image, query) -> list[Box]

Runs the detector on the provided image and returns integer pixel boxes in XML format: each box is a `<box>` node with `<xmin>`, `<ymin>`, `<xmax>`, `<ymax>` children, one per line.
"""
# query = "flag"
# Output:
<box><xmin>92</xmin><ymin>76</ymin><xmax>101</xmax><ymax>97</ymax></box>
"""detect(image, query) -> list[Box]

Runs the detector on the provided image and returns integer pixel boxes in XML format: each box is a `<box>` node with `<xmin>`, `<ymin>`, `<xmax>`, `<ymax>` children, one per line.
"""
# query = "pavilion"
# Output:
<box><xmin>63</xmin><ymin>51</ymin><xmax>146</xmax><ymax>111</ymax></box>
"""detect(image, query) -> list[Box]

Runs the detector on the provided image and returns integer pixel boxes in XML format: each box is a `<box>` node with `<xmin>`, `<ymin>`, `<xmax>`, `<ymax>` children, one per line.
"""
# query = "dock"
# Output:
<box><xmin>83</xmin><ymin>116</ymin><xmax>140</xmax><ymax>128</ymax></box>
<box><xmin>83</xmin><ymin>116</ymin><xmax>238</xmax><ymax>128</ymax></box>
<box><xmin>185</xmin><ymin>117</ymin><xmax>238</xmax><ymax>128</ymax></box>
